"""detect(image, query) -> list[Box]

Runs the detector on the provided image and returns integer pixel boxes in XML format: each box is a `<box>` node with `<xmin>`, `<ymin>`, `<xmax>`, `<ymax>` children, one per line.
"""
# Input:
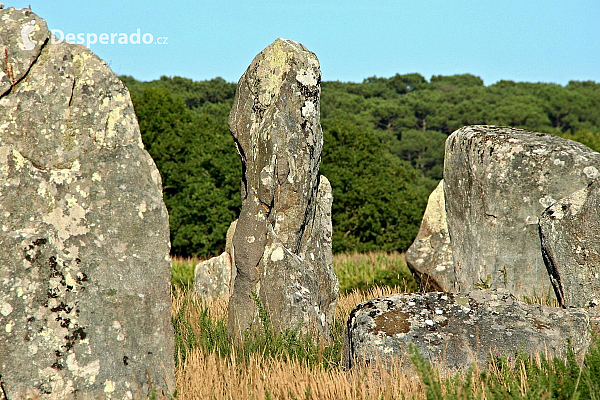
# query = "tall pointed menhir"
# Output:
<box><xmin>227</xmin><ymin>38</ymin><xmax>339</xmax><ymax>341</ymax></box>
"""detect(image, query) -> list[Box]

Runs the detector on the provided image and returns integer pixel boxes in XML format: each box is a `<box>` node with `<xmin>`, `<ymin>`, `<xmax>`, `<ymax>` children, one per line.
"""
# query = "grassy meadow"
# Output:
<box><xmin>169</xmin><ymin>253</ymin><xmax>600</xmax><ymax>400</ymax></box>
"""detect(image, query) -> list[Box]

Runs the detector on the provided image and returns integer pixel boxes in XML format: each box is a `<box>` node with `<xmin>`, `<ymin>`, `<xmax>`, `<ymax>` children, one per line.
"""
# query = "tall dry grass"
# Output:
<box><xmin>171</xmin><ymin>286</ymin><xmax>427</xmax><ymax>400</ymax></box>
<box><xmin>170</xmin><ymin>252</ymin><xmax>600</xmax><ymax>399</ymax></box>
<box><xmin>176</xmin><ymin>348</ymin><xmax>424</xmax><ymax>400</ymax></box>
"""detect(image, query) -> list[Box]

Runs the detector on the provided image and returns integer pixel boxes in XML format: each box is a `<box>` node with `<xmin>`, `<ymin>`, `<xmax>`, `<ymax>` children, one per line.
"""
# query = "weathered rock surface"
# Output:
<box><xmin>406</xmin><ymin>180</ymin><xmax>455</xmax><ymax>291</ymax></box>
<box><xmin>194</xmin><ymin>252</ymin><xmax>234</xmax><ymax>300</ymax></box>
<box><xmin>444</xmin><ymin>126</ymin><xmax>600</xmax><ymax>299</ymax></box>
<box><xmin>225</xmin><ymin>219</ymin><xmax>237</xmax><ymax>257</ymax></box>
<box><xmin>540</xmin><ymin>179</ymin><xmax>600</xmax><ymax>308</ymax></box>
<box><xmin>0</xmin><ymin>9</ymin><xmax>173</xmax><ymax>398</ymax></box>
<box><xmin>227</xmin><ymin>38</ymin><xmax>339</xmax><ymax>341</ymax></box>
<box><xmin>194</xmin><ymin>220</ymin><xmax>237</xmax><ymax>300</ymax></box>
<box><xmin>343</xmin><ymin>289</ymin><xmax>592</xmax><ymax>371</ymax></box>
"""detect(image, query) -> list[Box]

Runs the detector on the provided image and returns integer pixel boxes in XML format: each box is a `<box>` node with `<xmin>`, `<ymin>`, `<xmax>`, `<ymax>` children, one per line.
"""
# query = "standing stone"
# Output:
<box><xmin>194</xmin><ymin>220</ymin><xmax>237</xmax><ymax>300</ymax></box>
<box><xmin>406</xmin><ymin>180</ymin><xmax>455</xmax><ymax>291</ymax></box>
<box><xmin>227</xmin><ymin>38</ymin><xmax>339</xmax><ymax>341</ymax></box>
<box><xmin>444</xmin><ymin>126</ymin><xmax>600</xmax><ymax>299</ymax></box>
<box><xmin>0</xmin><ymin>9</ymin><xmax>173</xmax><ymax>398</ymax></box>
<box><xmin>540</xmin><ymin>180</ymin><xmax>600</xmax><ymax>308</ymax></box>
<box><xmin>343</xmin><ymin>289</ymin><xmax>592</xmax><ymax>371</ymax></box>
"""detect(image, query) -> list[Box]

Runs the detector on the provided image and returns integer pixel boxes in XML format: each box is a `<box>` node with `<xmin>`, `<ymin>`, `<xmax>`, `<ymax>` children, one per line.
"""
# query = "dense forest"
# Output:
<box><xmin>120</xmin><ymin>74</ymin><xmax>600</xmax><ymax>258</ymax></box>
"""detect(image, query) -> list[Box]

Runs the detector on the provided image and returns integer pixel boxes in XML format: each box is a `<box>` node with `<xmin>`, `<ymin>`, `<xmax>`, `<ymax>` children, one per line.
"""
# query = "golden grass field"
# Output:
<box><xmin>171</xmin><ymin>284</ymin><xmax>429</xmax><ymax>400</ymax></box>
<box><xmin>170</xmin><ymin>252</ymin><xmax>427</xmax><ymax>399</ymax></box>
<box><xmin>169</xmin><ymin>252</ymin><xmax>600</xmax><ymax>400</ymax></box>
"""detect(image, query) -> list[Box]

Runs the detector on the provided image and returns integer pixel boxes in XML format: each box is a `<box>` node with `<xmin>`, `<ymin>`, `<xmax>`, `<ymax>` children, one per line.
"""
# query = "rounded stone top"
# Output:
<box><xmin>241</xmin><ymin>38</ymin><xmax>320</xmax><ymax>110</ymax></box>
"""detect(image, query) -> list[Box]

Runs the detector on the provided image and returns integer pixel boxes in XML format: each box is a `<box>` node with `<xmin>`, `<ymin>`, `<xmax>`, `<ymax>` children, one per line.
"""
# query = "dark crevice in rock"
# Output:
<box><xmin>264</xmin><ymin>196</ymin><xmax>274</xmax><ymax>225</ymax></box>
<box><xmin>294</xmin><ymin>175</ymin><xmax>319</xmax><ymax>254</ymax></box>
<box><xmin>50</xmin><ymin>361</ymin><xmax>64</xmax><ymax>370</ymax></box>
<box><xmin>344</xmin><ymin>306</ymin><xmax>360</xmax><ymax>370</ymax></box>
<box><xmin>296</xmin><ymin>81</ymin><xmax>319</xmax><ymax>101</ymax></box>
<box><xmin>68</xmin><ymin>75</ymin><xmax>77</xmax><ymax>107</ymax></box>
<box><xmin>0</xmin><ymin>36</ymin><xmax>49</xmax><ymax>101</ymax></box>
<box><xmin>539</xmin><ymin>224</ymin><xmax>565</xmax><ymax>307</ymax></box>
<box><xmin>0</xmin><ymin>375</ymin><xmax>7</xmax><ymax>400</ymax></box>
<box><xmin>252</xmin><ymin>98</ymin><xmax>266</xmax><ymax>120</ymax></box>
<box><xmin>232</xmin><ymin>135</ymin><xmax>248</xmax><ymax>200</ymax></box>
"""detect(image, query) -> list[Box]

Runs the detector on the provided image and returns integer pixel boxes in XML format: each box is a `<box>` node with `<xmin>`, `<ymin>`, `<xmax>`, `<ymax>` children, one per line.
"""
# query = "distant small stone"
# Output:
<box><xmin>194</xmin><ymin>252</ymin><xmax>234</xmax><ymax>300</ymax></box>
<box><xmin>406</xmin><ymin>180</ymin><xmax>455</xmax><ymax>291</ymax></box>
<box><xmin>193</xmin><ymin>220</ymin><xmax>237</xmax><ymax>300</ymax></box>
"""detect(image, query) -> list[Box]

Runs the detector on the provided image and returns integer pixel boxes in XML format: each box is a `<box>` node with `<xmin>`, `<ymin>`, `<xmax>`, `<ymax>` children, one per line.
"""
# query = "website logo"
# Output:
<box><xmin>20</xmin><ymin>20</ymin><xmax>36</xmax><ymax>50</ymax></box>
<box><xmin>51</xmin><ymin>29</ymin><xmax>168</xmax><ymax>49</ymax></box>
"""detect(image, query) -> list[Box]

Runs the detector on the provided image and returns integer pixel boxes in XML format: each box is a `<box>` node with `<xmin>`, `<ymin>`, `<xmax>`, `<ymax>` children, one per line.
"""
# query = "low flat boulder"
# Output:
<box><xmin>406</xmin><ymin>180</ymin><xmax>455</xmax><ymax>291</ymax></box>
<box><xmin>540</xmin><ymin>179</ymin><xmax>600</xmax><ymax>308</ymax></box>
<box><xmin>444</xmin><ymin>125</ymin><xmax>600</xmax><ymax>299</ymax></box>
<box><xmin>343</xmin><ymin>289</ymin><xmax>592</xmax><ymax>371</ymax></box>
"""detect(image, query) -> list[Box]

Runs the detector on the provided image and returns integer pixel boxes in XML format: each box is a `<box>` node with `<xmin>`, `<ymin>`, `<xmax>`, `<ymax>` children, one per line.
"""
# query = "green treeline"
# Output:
<box><xmin>120</xmin><ymin>74</ymin><xmax>600</xmax><ymax>258</ymax></box>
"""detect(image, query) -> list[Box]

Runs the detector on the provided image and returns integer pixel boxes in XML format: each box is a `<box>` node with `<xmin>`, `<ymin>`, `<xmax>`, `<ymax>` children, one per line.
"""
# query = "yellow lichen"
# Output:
<box><xmin>65</xmin><ymin>273</ymin><xmax>77</xmax><ymax>292</ymax></box>
<box><xmin>104</xmin><ymin>379</ymin><xmax>115</xmax><ymax>393</ymax></box>
<box><xmin>270</xmin><ymin>245</ymin><xmax>285</xmax><ymax>262</ymax></box>
<box><xmin>256</xmin><ymin>39</ymin><xmax>291</xmax><ymax>107</ymax></box>
<box><xmin>12</xmin><ymin>150</ymin><xmax>26</xmax><ymax>170</ymax></box>
<box><xmin>137</xmin><ymin>201</ymin><xmax>147</xmax><ymax>219</ymax></box>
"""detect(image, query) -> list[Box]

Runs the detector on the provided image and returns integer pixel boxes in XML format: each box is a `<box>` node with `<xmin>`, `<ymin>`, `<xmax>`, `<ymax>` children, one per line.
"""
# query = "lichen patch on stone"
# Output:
<box><xmin>270</xmin><ymin>245</ymin><xmax>285</xmax><ymax>262</ymax></box>
<box><xmin>583</xmin><ymin>166</ymin><xmax>599</xmax><ymax>179</ymax></box>
<box><xmin>373</xmin><ymin>310</ymin><xmax>411</xmax><ymax>335</ymax></box>
<box><xmin>0</xmin><ymin>8</ymin><xmax>174</xmax><ymax>398</ymax></box>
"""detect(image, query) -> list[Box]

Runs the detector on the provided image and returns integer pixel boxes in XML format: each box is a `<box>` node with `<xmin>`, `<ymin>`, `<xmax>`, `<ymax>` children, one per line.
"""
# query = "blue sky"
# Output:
<box><xmin>16</xmin><ymin>0</ymin><xmax>600</xmax><ymax>85</ymax></box>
